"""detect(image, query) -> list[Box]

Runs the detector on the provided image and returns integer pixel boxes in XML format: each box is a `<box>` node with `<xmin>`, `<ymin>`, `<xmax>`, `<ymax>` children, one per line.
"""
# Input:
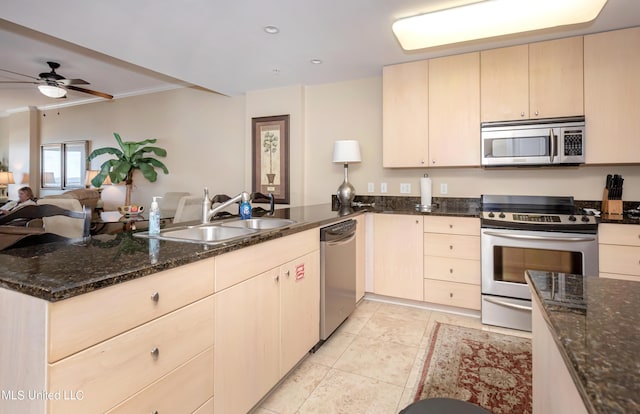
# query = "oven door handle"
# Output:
<box><xmin>484</xmin><ymin>296</ymin><xmax>532</xmax><ymax>311</ymax></box>
<box><xmin>483</xmin><ymin>231</ymin><xmax>596</xmax><ymax>243</ymax></box>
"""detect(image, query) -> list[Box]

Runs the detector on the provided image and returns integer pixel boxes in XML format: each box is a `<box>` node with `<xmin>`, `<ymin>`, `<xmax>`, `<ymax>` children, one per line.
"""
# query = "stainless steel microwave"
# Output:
<box><xmin>481</xmin><ymin>116</ymin><xmax>585</xmax><ymax>167</ymax></box>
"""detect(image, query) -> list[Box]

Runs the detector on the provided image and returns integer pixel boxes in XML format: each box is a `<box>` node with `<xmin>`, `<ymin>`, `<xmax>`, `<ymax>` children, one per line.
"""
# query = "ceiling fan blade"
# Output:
<box><xmin>0</xmin><ymin>80</ymin><xmax>40</xmax><ymax>84</ymax></box>
<box><xmin>0</xmin><ymin>68</ymin><xmax>40</xmax><ymax>81</ymax></box>
<box><xmin>58</xmin><ymin>78</ymin><xmax>90</xmax><ymax>86</ymax></box>
<box><xmin>66</xmin><ymin>85</ymin><xmax>113</xmax><ymax>99</ymax></box>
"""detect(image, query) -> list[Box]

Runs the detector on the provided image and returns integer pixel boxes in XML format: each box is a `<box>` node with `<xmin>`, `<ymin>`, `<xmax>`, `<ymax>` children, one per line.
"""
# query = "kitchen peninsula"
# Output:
<box><xmin>527</xmin><ymin>271</ymin><xmax>639</xmax><ymax>414</ymax></box>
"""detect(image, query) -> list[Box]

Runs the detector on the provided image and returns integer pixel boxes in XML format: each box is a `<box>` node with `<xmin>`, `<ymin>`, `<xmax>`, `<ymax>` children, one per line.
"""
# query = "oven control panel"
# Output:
<box><xmin>481</xmin><ymin>211</ymin><xmax>597</xmax><ymax>226</ymax></box>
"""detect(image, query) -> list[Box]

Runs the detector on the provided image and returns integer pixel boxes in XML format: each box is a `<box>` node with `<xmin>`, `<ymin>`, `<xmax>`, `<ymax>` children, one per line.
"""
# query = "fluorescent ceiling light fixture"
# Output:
<box><xmin>38</xmin><ymin>84</ymin><xmax>67</xmax><ymax>98</ymax></box>
<box><xmin>392</xmin><ymin>0</ymin><xmax>608</xmax><ymax>50</ymax></box>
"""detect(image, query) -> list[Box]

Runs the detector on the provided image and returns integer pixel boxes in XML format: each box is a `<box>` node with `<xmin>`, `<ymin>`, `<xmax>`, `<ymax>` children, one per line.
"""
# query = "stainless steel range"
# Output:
<box><xmin>480</xmin><ymin>195</ymin><xmax>598</xmax><ymax>331</ymax></box>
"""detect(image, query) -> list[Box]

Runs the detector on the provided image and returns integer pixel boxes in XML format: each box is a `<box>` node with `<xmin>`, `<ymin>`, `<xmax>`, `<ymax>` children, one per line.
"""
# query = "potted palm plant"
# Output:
<box><xmin>88</xmin><ymin>133</ymin><xmax>169</xmax><ymax>206</ymax></box>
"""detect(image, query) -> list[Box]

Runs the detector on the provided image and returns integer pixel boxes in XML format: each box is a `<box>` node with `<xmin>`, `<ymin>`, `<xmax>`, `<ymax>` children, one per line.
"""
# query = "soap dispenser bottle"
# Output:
<box><xmin>239</xmin><ymin>192</ymin><xmax>252</xmax><ymax>220</ymax></box>
<box><xmin>149</xmin><ymin>196</ymin><xmax>162</xmax><ymax>235</ymax></box>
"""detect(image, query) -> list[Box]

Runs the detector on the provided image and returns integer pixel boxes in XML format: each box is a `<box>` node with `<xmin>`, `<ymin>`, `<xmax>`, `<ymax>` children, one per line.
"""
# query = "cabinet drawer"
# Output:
<box><xmin>424</xmin><ymin>216</ymin><xmax>480</xmax><ymax>235</ymax></box>
<box><xmin>599</xmin><ymin>223</ymin><xmax>640</xmax><ymax>246</ymax></box>
<box><xmin>107</xmin><ymin>347</ymin><xmax>214</xmax><ymax>414</ymax></box>
<box><xmin>423</xmin><ymin>280</ymin><xmax>480</xmax><ymax>310</ymax></box>
<box><xmin>424</xmin><ymin>256</ymin><xmax>480</xmax><ymax>285</ymax></box>
<box><xmin>48</xmin><ymin>296</ymin><xmax>214</xmax><ymax>414</ymax></box>
<box><xmin>599</xmin><ymin>244</ymin><xmax>640</xmax><ymax>276</ymax></box>
<box><xmin>49</xmin><ymin>258</ymin><xmax>215</xmax><ymax>362</ymax></box>
<box><xmin>424</xmin><ymin>233</ymin><xmax>479</xmax><ymax>259</ymax></box>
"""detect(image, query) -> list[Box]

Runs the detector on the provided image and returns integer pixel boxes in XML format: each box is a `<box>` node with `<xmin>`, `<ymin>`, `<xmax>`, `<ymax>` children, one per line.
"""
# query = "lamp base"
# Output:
<box><xmin>336</xmin><ymin>180</ymin><xmax>356</xmax><ymax>206</ymax></box>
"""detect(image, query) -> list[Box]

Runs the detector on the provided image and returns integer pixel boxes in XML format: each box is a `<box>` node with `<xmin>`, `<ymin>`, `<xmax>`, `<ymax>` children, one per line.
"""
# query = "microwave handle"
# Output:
<box><xmin>549</xmin><ymin>128</ymin><xmax>556</xmax><ymax>163</ymax></box>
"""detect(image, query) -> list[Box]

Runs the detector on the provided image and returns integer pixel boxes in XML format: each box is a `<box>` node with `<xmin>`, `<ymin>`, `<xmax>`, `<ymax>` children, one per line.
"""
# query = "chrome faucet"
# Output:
<box><xmin>202</xmin><ymin>188</ymin><xmax>250</xmax><ymax>223</ymax></box>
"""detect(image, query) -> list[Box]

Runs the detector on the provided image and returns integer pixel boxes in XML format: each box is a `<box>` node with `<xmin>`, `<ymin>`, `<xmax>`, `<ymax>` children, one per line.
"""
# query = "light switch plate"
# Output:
<box><xmin>380</xmin><ymin>183</ymin><xmax>388</xmax><ymax>193</ymax></box>
<box><xmin>440</xmin><ymin>183</ymin><xmax>448</xmax><ymax>194</ymax></box>
<box><xmin>367</xmin><ymin>182</ymin><xmax>374</xmax><ymax>193</ymax></box>
<box><xmin>400</xmin><ymin>183</ymin><xmax>411</xmax><ymax>194</ymax></box>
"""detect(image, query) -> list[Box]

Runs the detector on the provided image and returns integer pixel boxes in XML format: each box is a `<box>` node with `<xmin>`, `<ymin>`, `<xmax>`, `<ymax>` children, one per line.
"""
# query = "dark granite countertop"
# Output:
<box><xmin>526</xmin><ymin>270</ymin><xmax>640</xmax><ymax>414</ymax></box>
<box><xmin>2</xmin><ymin>196</ymin><xmax>639</xmax><ymax>303</ymax></box>
<box><xmin>0</xmin><ymin>203</ymin><xmax>362</xmax><ymax>302</ymax></box>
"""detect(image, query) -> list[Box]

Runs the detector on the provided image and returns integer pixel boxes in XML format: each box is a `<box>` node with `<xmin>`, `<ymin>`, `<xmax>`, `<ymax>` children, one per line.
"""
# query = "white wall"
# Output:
<box><xmin>38</xmin><ymin>87</ymin><xmax>245</xmax><ymax>210</ymax></box>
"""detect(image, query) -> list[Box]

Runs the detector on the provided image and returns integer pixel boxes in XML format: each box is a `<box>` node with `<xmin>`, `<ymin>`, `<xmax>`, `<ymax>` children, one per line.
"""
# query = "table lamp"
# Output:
<box><xmin>0</xmin><ymin>171</ymin><xmax>15</xmax><ymax>201</ymax></box>
<box><xmin>333</xmin><ymin>140</ymin><xmax>361</xmax><ymax>206</ymax></box>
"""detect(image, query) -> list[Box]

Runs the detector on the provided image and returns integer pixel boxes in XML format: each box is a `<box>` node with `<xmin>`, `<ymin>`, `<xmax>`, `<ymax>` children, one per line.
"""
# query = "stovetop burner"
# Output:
<box><xmin>480</xmin><ymin>195</ymin><xmax>597</xmax><ymax>233</ymax></box>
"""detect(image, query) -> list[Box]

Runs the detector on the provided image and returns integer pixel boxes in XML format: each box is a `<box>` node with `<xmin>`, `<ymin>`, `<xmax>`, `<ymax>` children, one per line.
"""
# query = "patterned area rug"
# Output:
<box><xmin>414</xmin><ymin>322</ymin><xmax>532</xmax><ymax>414</ymax></box>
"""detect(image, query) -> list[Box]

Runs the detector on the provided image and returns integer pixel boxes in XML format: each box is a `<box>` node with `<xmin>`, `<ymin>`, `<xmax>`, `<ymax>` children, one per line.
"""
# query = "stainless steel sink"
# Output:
<box><xmin>151</xmin><ymin>224</ymin><xmax>258</xmax><ymax>244</ymax></box>
<box><xmin>220</xmin><ymin>217</ymin><xmax>296</xmax><ymax>230</ymax></box>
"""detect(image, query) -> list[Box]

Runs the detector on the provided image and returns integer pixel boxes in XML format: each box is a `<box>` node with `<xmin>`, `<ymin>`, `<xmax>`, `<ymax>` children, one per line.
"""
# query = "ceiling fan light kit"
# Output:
<box><xmin>0</xmin><ymin>61</ymin><xmax>112</xmax><ymax>100</ymax></box>
<box><xmin>38</xmin><ymin>84</ymin><xmax>67</xmax><ymax>98</ymax></box>
<box><xmin>392</xmin><ymin>0</ymin><xmax>608</xmax><ymax>50</ymax></box>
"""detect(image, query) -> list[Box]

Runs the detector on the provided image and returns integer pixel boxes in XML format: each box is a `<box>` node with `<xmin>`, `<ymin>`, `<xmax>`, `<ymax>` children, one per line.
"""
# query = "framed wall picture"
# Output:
<box><xmin>252</xmin><ymin>115</ymin><xmax>290</xmax><ymax>204</ymax></box>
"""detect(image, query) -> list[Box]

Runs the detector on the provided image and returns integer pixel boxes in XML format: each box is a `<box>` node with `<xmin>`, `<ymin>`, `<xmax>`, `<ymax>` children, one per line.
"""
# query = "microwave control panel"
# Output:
<box><xmin>563</xmin><ymin>129</ymin><xmax>584</xmax><ymax>156</ymax></box>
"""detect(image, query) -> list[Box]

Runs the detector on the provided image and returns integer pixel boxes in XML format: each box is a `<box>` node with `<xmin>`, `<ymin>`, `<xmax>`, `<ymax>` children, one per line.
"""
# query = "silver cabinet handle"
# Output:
<box><xmin>520</xmin><ymin>111</ymin><xmax>525</xmax><ymax>117</ymax></box>
<box><xmin>484</xmin><ymin>296</ymin><xmax>532</xmax><ymax>311</ymax></box>
<box><xmin>150</xmin><ymin>347</ymin><xmax>159</xmax><ymax>359</ymax></box>
<box><xmin>285</xmin><ymin>270</ymin><xmax>290</xmax><ymax>278</ymax></box>
<box><xmin>150</xmin><ymin>292</ymin><xmax>160</xmax><ymax>302</ymax></box>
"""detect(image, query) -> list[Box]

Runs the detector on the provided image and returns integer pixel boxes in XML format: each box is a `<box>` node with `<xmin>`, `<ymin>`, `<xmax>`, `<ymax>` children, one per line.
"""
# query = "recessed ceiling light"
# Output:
<box><xmin>310</xmin><ymin>59</ymin><xmax>323</xmax><ymax>65</ymax></box>
<box><xmin>264</xmin><ymin>25</ymin><xmax>280</xmax><ymax>34</ymax></box>
<box><xmin>392</xmin><ymin>0</ymin><xmax>608</xmax><ymax>50</ymax></box>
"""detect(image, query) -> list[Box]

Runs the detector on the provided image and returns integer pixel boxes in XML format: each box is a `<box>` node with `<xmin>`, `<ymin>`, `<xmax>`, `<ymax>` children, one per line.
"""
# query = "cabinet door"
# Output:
<box><xmin>529</xmin><ymin>36</ymin><xmax>584</xmax><ymax>119</ymax></box>
<box><xmin>214</xmin><ymin>270</ymin><xmax>280</xmax><ymax>414</ymax></box>
<box><xmin>280</xmin><ymin>251</ymin><xmax>320</xmax><ymax>376</ymax></box>
<box><xmin>429</xmin><ymin>52</ymin><xmax>480</xmax><ymax>166</ymax></box>
<box><xmin>382</xmin><ymin>61</ymin><xmax>429</xmax><ymax>167</ymax></box>
<box><xmin>481</xmin><ymin>44</ymin><xmax>529</xmax><ymax>121</ymax></box>
<box><xmin>585</xmin><ymin>27</ymin><xmax>640</xmax><ymax>164</ymax></box>
<box><xmin>373</xmin><ymin>214</ymin><xmax>423</xmax><ymax>301</ymax></box>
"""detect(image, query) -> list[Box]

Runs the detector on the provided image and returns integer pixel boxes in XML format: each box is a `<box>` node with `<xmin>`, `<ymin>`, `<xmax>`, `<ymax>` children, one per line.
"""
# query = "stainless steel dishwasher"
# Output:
<box><xmin>319</xmin><ymin>219</ymin><xmax>357</xmax><ymax>341</ymax></box>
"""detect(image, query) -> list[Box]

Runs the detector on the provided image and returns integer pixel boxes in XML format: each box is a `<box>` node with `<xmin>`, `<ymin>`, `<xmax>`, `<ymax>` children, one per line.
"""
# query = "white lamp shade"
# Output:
<box><xmin>38</xmin><ymin>84</ymin><xmax>67</xmax><ymax>98</ymax></box>
<box><xmin>333</xmin><ymin>140</ymin><xmax>361</xmax><ymax>163</ymax></box>
<box><xmin>0</xmin><ymin>171</ymin><xmax>15</xmax><ymax>185</ymax></box>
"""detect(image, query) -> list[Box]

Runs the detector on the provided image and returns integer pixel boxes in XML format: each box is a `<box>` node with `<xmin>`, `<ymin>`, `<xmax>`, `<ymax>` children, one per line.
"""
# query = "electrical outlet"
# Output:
<box><xmin>367</xmin><ymin>182</ymin><xmax>374</xmax><ymax>193</ymax></box>
<box><xmin>400</xmin><ymin>183</ymin><xmax>411</xmax><ymax>194</ymax></box>
<box><xmin>440</xmin><ymin>183</ymin><xmax>448</xmax><ymax>195</ymax></box>
<box><xmin>380</xmin><ymin>182</ymin><xmax>388</xmax><ymax>193</ymax></box>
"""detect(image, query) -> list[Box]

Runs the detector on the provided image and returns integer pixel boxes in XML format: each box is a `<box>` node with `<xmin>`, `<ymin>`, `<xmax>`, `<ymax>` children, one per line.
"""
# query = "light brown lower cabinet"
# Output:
<box><xmin>214</xmin><ymin>229</ymin><xmax>320</xmax><ymax>414</ymax></box>
<box><xmin>0</xmin><ymin>258</ymin><xmax>216</xmax><ymax>414</ymax></box>
<box><xmin>598</xmin><ymin>223</ymin><xmax>640</xmax><ymax>281</ymax></box>
<box><xmin>373</xmin><ymin>214</ymin><xmax>424</xmax><ymax>301</ymax></box>
<box><xmin>423</xmin><ymin>216</ymin><xmax>481</xmax><ymax>310</ymax></box>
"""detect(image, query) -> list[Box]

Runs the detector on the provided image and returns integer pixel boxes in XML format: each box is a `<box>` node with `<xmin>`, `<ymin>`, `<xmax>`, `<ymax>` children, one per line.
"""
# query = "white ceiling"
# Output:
<box><xmin>1</xmin><ymin>0</ymin><xmax>639</xmax><ymax>116</ymax></box>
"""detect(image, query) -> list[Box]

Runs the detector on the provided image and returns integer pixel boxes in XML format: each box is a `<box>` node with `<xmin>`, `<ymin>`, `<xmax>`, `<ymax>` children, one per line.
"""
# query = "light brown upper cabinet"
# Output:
<box><xmin>382</xmin><ymin>60</ymin><xmax>429</xmax><ymax>167</ymax></box>
<box><xmin>584</xmin><ymin>27</ymin><xmax>640</xmax><ymax>164</ymax></box>
<box><xmin>428</xmin><ymin>52</ymin><xmax>480</xmax><ymax>167</ymax></box>
<box><xmin>481</xmin><ymin>36</ymin><xmax>584</xmax><ymax>122</ymax></box>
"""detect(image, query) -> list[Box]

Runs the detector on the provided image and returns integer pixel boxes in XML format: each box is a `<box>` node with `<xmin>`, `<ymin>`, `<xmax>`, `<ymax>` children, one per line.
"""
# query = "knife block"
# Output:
<box><xmin>602</xmin><ymin>188</ymin><xmax>623</xmax><ymax>218</ymax></box>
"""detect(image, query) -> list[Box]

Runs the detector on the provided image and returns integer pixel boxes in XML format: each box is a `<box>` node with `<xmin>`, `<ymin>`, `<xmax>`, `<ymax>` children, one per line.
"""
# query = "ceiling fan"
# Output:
<box><xmin>0</xmin><ymin>61</ymin><xmax>113</xmax><ymax>100</ymax></box>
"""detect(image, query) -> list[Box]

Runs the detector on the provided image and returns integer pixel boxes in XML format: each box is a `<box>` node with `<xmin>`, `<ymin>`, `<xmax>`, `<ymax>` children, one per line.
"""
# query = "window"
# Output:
<box><xmin>41</xmin><ymin>141</ymin><xmax>89</xmax><ymax>189</ymax></box>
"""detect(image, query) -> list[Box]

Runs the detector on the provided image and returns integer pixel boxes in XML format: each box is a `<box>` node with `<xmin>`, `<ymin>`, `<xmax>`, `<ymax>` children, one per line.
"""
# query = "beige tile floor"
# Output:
<box><xmin>254</xmin><ymin>298</ymin><xmax>531</xmax><ymax>414</ymax></box>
